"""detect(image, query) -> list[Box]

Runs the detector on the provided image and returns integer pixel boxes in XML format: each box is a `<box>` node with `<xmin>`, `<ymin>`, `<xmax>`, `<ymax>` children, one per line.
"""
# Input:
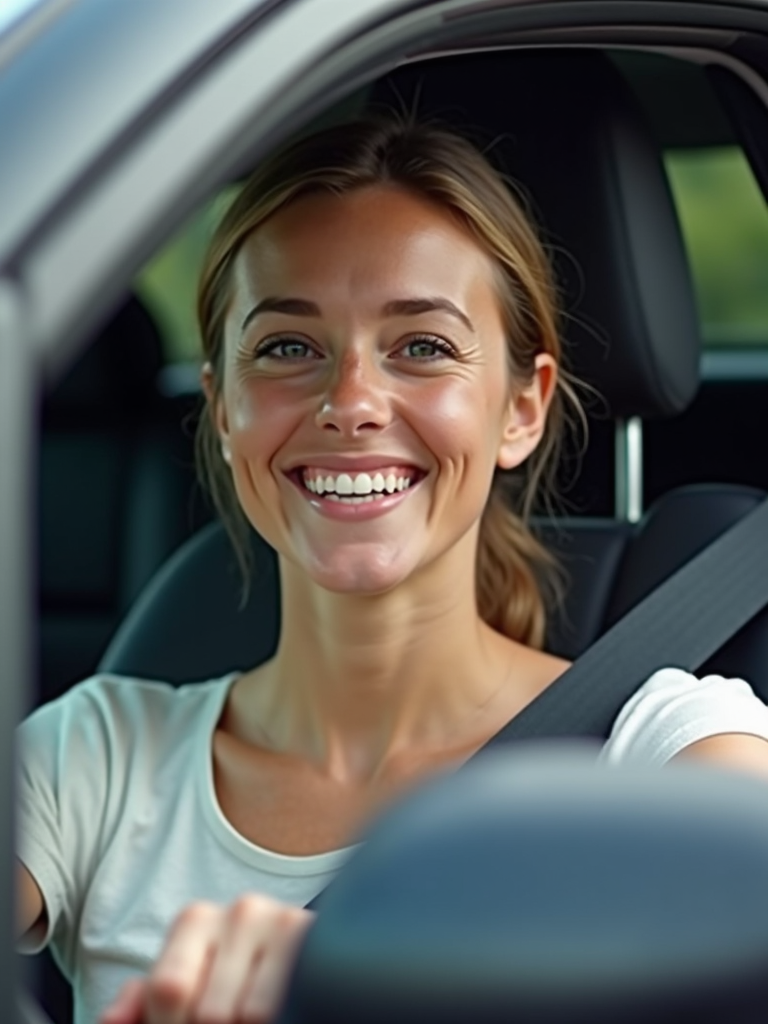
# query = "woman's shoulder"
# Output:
<box><xmin>602</xmin><ymin>667</ymin><xmax>768</xmax><ymax>766</ymax></box>
<box><xmin>18</xmin><ymin>672</ymin><xmax>238</xmax><ymax>747</ymax></box>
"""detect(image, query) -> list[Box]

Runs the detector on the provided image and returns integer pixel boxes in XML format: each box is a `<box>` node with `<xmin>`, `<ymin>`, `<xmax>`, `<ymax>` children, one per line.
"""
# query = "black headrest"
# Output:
<box><xmin>44</xmin><ymin>294</ymin><xmax>164</xmax><ymax>422</ymax></box>
<box><xmin>372</xmin><ymin>50</ymin><xmax>701</xmax><ymax>418</ymax></box>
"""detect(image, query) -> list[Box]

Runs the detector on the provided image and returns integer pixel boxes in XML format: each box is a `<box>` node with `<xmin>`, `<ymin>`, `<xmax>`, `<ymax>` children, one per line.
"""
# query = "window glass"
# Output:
<box><xmin>664</xmin><ymin>147</ymin><xmax>768</xmax><ymax>348</ymax></box>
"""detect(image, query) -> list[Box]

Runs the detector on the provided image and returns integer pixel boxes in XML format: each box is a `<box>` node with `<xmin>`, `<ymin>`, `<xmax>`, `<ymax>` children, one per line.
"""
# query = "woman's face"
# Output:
<box><xmin>211</xmin><ymin>185</ymin><xmax>555</xmax><ymax>595</ymax></box>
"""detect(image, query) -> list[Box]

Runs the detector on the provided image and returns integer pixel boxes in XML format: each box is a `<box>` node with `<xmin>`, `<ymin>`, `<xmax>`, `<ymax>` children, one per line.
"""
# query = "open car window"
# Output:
<box><xmin>666</xmin><ymin>144</ymin><xmax>768</xmax><ymax>356</ymax></box>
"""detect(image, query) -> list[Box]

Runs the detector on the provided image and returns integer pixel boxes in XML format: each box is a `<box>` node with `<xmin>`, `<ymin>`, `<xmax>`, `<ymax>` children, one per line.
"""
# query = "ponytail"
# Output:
<box><xmin>476</xmin><ymin>485</ymin><xmax>559</xmax><ymax>649</ymax></box>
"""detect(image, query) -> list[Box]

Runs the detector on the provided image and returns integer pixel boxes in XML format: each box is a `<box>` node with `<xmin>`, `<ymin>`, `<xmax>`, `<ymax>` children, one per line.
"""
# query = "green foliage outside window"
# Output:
<box><xmin>134</xmin><ymin>188</ymin><xmax>239</xmax><ymax>365</ymax></box>
<box><xmin>665</xmin><ymin>147</ymin><xmax>768</xmax><ymax>347</ymax></box>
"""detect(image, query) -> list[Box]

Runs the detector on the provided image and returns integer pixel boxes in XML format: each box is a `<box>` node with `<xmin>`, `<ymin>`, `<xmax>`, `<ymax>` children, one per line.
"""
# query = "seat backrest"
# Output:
<box><xmin>100</xmin><ymin>484</ymin><xmax>768</xmax><ymax>703</ymax></box>
<box><xmin>38</xmin><ymin>295</ymin><xmax>206</xmax><ymax>704</ymax></box>
<box><xmin>99</xmin><ymin>50</ymin><xmax>768</xmax><ymax>712</ymax></box>
<box><xmin>542</xmin><ymin>485</ymin><xmax>768</xmax><ymax>698</ymax></box>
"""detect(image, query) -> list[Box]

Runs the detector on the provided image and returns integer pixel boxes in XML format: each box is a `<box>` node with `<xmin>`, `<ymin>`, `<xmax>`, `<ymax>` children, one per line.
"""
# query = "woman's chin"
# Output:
<box><xmin>301</xmin><ymin>546</ymin><xmax>416</xmax><ymax>597</ymax></box>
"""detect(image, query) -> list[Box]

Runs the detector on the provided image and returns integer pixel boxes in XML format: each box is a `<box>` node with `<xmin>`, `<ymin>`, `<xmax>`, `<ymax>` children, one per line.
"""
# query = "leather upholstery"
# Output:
<box><xmin>542</xmin><ymin>485</ymin><xmax>768</xmax><ymax>699</ymax></box>
<box><xmin>101</xmin><ymin>522</ymin><xmax>280</xmax><ymax>685</ymax></box>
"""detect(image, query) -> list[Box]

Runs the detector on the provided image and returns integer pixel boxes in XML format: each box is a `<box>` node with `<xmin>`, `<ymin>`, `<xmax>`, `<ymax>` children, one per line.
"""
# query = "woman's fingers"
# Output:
<box><xmin>194</xmin><ymin>895</ymin><xmax>278</xmax><ymax>1021</ymax></box>
<box><xmin>197</xmin><ymin>897</ymin><xmax>315</xmax><ymax>1023</ymax></box>
<box><xmin>99</xmin><ymin>896</ymin><xmax>315</xmax><ymax>1024</ymax></box>
<box><xmin>143</xmin><ymin>901</ymin><xmax>222</xmax><ymax>1024</ymax></box>
<box><xmin>236</xmin><ymin>903</ymin><xmax>315</xmax><ymax>1022</ymax></box>
<box><xmin>99</xmin><ymin>977</ymin><xmax>148</xmax><ymax>1024</ymax></box>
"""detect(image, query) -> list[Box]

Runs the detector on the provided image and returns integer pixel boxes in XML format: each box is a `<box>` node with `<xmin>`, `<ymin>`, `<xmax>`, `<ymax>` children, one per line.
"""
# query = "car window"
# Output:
<box><xmin>665</xmin><ymin>144</ymin><xmax>768</xmax><ymax>350</ymax></box>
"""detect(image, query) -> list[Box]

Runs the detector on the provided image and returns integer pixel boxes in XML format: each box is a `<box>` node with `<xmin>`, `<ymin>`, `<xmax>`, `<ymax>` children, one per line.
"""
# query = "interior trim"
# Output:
<box><xmin>657</xmin><ymin>44</ymin><xmax>768</xmax><ymax>110</ymax></box>
<box><xmin>701</xmin><ymin>350</ymin><xmax>768</xmax><ymax>380</ymax></box>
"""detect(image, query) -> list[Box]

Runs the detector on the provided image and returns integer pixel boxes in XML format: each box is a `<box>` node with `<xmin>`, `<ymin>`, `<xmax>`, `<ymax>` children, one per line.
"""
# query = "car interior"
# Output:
<box><xmin>31</xmin><ymin>38</ymin><xmax>768</xmax><ymax>1024</ymax></box>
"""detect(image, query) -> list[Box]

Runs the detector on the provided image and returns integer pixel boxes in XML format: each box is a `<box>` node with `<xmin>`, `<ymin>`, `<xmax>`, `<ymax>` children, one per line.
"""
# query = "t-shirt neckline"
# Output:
<box><xmin>197</xmin><ymin>673</ymin><xmax>359</xmax><ymax>876</ymax></box>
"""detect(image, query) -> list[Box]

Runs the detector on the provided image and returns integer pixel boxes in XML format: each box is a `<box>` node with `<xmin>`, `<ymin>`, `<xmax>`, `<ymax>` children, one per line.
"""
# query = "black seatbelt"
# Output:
<box><xmin>305</xmin><ymin>496</ymin><xmax>768</xmax><ymax>912</ymax></box>
<box><xmin>479</xmin><ymin>494</ymin><xmax>768</xmax><ymax>750</ymax></box>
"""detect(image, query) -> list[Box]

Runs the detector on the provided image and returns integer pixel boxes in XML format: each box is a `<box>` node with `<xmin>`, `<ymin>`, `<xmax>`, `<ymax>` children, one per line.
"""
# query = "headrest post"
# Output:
<box><xmin>615</xmin><ymin>417</ymin><xmax>643</xmax><ymax>523</ymax></box>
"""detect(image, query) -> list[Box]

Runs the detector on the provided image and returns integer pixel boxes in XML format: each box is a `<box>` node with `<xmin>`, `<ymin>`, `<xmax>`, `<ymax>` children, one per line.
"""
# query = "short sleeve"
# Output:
<box><xmin>601</xmin><ymin>667</ymin><xmax>768</xmax><ymax>767</ymax></box>
<box><xmin>16</xmin><ymin>680</ymin><xmax>116</xmax><ymax>954</ymax></box>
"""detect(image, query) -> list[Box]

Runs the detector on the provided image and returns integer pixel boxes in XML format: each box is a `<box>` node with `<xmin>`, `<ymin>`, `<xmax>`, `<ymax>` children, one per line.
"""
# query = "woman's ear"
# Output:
<box><xmin>201</xmin><ymin>362</ymin><xmax>232</xmax><ymax>464</ymax></box>
<box><xmin>496</xmin><ymin>354</ymin><xmax>558</xmax><ymax>470</ymax></box>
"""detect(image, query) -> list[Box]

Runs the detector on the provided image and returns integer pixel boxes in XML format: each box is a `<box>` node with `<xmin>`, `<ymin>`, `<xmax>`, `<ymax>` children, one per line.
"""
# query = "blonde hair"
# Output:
<box><xmin>196</xmin><ymin>114</ymin><xmax>581</xmax><ymax>649</ymax></box>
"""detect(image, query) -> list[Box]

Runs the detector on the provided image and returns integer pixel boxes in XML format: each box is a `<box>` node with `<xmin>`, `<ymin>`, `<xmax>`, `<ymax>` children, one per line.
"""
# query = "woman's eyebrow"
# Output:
<box><xmin>240</xmin><ymin>296</ymin><xmax>475</xmax><ymax>334</ymax></box>
<box><xmin>382</xmin><ymin>297</ymin><xmax>475</xmax><ymax>332</ymax></box>
<box><xmin>241</xmin><ymin>297</ymin><xmax>320</xmax><ymax>332</ymax></box>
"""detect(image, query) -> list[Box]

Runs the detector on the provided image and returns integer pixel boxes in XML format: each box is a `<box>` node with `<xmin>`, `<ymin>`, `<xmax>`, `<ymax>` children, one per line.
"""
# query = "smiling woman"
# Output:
<box><xmin>15</xmin><ymin>113</ymin><xmax>768</xmax><ymax>1024</ymax></box>
<box><xmin>197</xmin><ymin>115</ymin><xmax>574</xmax><ymax>646</ymax></box>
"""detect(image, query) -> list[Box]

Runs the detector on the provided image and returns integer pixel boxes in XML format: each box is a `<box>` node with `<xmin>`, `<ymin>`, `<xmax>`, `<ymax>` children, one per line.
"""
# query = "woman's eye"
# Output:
<box><xmin>254</xmin><ymin>337</ymin><xmax>318</xmax><ymax>361</ymax></box>
<box><xmin>398</xmin><ymin>336</ymin><xmax>455</xmax><ymax>360</ymax></box>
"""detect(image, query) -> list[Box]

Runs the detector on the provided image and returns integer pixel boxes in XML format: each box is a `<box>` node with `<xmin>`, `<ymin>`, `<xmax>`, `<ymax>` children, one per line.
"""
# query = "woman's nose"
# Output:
<box><xmin>315</xmin><ymin>350</ymin><xmax>391</xmax><ymax>437</ymax></box>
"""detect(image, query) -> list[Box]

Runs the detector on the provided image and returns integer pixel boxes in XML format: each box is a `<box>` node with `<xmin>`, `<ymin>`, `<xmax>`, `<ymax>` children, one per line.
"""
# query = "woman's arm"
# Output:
<box><xmin>100</xmin><ymin>894</ymin><xmax>314</xmax><ymax>1024</ymax></box>
<box><xmin>17</xmin><ymin>860</ymin><xmax>46</xmax><ymax>940</ymax></box>
<box><xmin>674</xmin><ymin>732</ymin><xmax>768</xmax><ymax>778</ymax></box>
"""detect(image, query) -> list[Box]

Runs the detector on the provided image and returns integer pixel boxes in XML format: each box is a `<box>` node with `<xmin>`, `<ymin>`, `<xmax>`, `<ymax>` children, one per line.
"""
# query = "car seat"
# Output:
<box><xmin>38</xmin><ymin>294</ymin><xmax>207</xmax><ymax>706</ymax></box>
<box><xmin>99</xmin><ymin>49</ymin><xmax>768</xmax><ymax>701</ymax></box>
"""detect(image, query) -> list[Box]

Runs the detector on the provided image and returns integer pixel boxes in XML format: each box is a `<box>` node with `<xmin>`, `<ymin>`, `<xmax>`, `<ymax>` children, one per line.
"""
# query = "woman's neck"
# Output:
<box><xmin>233</xmin><ymin>537</ymin><xmax>522</xmax><ymax>782</ymax></box>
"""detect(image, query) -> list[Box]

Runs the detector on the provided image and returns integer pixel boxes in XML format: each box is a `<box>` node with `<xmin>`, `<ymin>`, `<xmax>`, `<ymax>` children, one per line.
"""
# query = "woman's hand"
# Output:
<box><xmin>100</xmin><ymin>894</ymin><xmax>315</xmax><ymax>1024</ymax></box>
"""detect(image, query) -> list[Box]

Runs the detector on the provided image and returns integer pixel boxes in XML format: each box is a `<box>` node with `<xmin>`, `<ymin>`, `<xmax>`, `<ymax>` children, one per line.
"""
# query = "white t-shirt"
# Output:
<box><xmin>17</xmin><ymin>668</ymin><xmax>768</xmax><ymax>1024</ymax></box>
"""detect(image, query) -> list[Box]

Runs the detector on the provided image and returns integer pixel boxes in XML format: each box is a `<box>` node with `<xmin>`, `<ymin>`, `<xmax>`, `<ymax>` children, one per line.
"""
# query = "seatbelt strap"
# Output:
<box><xmin>478</xmin><ymin>495</ymin><xmax>768</xmax><ymax>750</ymax></box>
<box><xmin>305</xmin><ymin>497</ymin><xmax>768</xmax><ymax>912</ymax></box>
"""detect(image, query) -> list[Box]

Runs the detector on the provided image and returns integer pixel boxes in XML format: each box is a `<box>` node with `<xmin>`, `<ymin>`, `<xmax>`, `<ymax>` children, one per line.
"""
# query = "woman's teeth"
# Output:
<box><xmin>302</xmin><ymin>470</ymin><xmax>412</xmax><ymax>503</ymax></box>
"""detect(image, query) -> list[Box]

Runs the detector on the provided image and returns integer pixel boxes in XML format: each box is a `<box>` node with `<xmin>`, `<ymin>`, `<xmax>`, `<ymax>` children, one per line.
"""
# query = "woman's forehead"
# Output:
<box><xmin>230</xmin><ymin>186</ymin><xmax>500</xmax><ymax>315</ymax></box>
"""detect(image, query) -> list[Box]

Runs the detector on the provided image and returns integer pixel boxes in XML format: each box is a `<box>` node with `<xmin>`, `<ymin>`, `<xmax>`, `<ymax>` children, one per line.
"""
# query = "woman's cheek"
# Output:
<box><xmin>405</xmin><ymin>375</ymin><xmax>501</xmax><ymax>475</ymax></box>
<box><xmin>224</xmin><ymin>380</ymin><xmax>305</xmax><ymax>544</ymax></box>
<box><xmin>227</xmin><ymin>378</ymin><xmax>302</xmax><ymax>463</ymax></box>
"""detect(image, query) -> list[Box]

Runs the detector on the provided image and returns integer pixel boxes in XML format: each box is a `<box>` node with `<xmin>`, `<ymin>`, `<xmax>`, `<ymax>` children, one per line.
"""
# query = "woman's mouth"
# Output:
<box><xmin>286</xmin><ymin>465</ymin><xmax>425</xmax><ymax>509</ymax></box>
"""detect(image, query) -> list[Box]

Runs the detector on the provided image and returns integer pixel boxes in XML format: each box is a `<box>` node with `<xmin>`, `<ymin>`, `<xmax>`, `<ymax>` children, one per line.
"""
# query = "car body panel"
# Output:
<box><xmin>0</xmin><ymin>0</ymin><xmax>281</xmax><ymax>261</ymax></box>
